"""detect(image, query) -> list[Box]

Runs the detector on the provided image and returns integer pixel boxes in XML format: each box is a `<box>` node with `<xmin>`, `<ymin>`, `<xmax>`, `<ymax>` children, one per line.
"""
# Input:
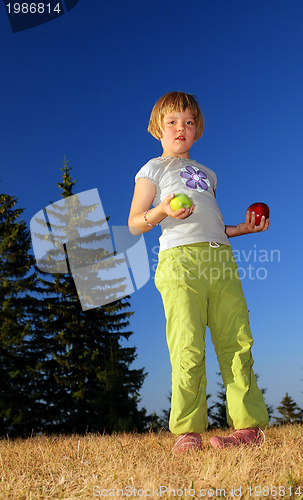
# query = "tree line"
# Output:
<box><xmin>206</xmin><ymin>374</ymin><xmax>303</xmax><ymax>428</ymax></box>
<box><xmin>0</xmin><ymin>159</ymin><xmax>151</xmax><ymax>437</ymax></box>
<box><xmin>1</xmin><ymin>158</ymin><xmax>302</xmax><ymax>437</ymax></box>
<box><xmin>157</xmin><ymin>375</ymin><xmax>303</xmax><ymax>431</ymax></box>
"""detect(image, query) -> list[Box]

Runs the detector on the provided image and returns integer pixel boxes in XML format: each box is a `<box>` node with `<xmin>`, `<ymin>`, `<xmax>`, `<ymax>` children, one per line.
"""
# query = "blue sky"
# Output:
<box><xmin>0</xmin><ymin>0</ymin><xmax>302</xmax><ymax>422</ymax></box>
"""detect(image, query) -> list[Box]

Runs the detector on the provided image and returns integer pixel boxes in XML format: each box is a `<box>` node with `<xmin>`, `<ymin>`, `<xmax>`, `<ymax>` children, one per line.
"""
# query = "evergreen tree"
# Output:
<box><xmin>208</xmin><ymin>374</ymin><xmax>228</xmax><ymax>429</ymax></box>
<box><xmin>274</xmin><ymin>393</ymin><xmax>303</xmax><ymax>425</ymax></box>
<box><xmin>0</xmin><ymin>192</ymin><xmax>38</xmax><ymax>434</ymax></box>
<box><xmin>159</xmin><ymin>392</ymin><xmax>171</xmax><ymax>430</ymax></box>
<box><xmin>27</xmin><ymin>158</ymin><xmax>149</xmax><ymax>434</ymax></box>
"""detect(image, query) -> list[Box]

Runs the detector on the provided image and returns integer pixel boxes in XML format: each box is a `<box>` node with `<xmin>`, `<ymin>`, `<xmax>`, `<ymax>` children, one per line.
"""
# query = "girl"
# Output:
<box><xmin>128</xmin><ymin>91</ymin><xmax>269</xmax><ymax>452</ymax></box>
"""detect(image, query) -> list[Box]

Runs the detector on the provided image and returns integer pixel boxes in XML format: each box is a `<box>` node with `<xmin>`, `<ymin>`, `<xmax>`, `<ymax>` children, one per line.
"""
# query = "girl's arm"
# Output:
<box><xmin>225</xmin><ymin>210</ymin><xmax>270</xmax><ymax>238</ymax></box>
<box><xmin>128</xmin><ymin>177</ymin><xmax>193</xmax><ymax>233</ymax></box>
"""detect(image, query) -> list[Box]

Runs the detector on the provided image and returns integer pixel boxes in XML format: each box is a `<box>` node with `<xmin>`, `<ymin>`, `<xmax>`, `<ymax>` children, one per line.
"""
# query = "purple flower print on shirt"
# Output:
<box><xmin>180</xmin><ymin>165</ymin><xmax>210</xmax><ymax>192</ymax></box>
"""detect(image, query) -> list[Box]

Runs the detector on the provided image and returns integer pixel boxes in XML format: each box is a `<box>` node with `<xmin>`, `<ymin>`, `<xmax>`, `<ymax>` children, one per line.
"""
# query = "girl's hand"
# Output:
<box><xmin>161</xmin><ymin>194</ymin><xmax>194</xmax><ymax>220</ymax></box>
<box><xmin>236</xmin><ymin>210</ymin><xmax>270</xmax><ymax>235</ymax></box>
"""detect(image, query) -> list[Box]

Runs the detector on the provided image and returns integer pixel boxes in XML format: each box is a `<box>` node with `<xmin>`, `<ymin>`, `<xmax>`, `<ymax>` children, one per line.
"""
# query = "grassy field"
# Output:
<box><xmin>0</xmin><ymin>424</ymin><xmax>302</xmax><ymax>499</ymax></box>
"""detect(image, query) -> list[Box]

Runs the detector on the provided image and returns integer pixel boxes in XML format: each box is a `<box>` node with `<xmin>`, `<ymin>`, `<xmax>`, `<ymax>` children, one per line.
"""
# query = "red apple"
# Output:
<box><xmin>170</xmin><ymin>193</ymin><xmax>192</xmax><ymax>211</ymax></box>
<box><xmin>247</xmin><ymin>202</ymin><xmax>270</xmax><ymax>226</ymax></box>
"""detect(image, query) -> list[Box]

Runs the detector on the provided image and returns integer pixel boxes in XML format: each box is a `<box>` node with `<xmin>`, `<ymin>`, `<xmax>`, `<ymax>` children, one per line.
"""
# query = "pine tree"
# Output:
<box><xmin>208</xmin><ymin>374</ymin><xmax>228</xmax><ymax>429</ymax></box>
<box><xmin>0</xmin><ymin>192</ymin><xmax>38</xmax><ymax>434</ymax></box>
<box><xmin>27</xmin><ymin>158</ymin><xmax>149</xmax><ymax>434</ymax></box>
<box><xmin>159</xmin><ymin>392</ymin><xmax>171</xmax><ymax>430</ymax></box>
<box><xmin>274</xmin><ymin>393</ymin><xmax>303</xmax><ymax>424</ymax></box>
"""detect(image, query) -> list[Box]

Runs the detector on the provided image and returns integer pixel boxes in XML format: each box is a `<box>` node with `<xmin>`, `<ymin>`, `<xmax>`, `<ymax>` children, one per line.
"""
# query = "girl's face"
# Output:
<box><xmin>160</xmin><ymin>109</ymin><xmax>197</xmax><ymax>159</ymax></box>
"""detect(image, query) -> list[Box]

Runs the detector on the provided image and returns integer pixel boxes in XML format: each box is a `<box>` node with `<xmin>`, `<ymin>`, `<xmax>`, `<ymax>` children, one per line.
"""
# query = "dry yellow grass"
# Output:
<box><xmin>0</xmin><ymin>424</ymin><xmax>302</xmax><ymax>499</ymax></box>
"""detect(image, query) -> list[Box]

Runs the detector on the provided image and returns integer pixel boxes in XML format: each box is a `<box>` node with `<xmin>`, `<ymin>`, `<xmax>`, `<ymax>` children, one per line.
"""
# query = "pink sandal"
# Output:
<box><xmin>210</xmin><ymin>427</ymin><xmax>265</xmax><ymax>449</ymax></box>
<box><xmin>172</xmin><ymin>432</ymin><xmax>202</xmax><ymax>453</ymax></box>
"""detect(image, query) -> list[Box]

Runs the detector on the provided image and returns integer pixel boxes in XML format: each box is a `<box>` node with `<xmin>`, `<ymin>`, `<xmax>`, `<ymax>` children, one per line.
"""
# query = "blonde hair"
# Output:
<box><xmin>147</xmin><ymin>91</ymin><xmax>204</xmax><ymax>141</ymax></box>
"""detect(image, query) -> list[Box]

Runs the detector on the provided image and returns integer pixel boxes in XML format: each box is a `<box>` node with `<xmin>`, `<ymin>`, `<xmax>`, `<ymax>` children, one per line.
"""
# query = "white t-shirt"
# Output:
<box><xmin>135</xmin><ymin>156</ymin><xmax>230</xmax><ymax>252</ymax></box>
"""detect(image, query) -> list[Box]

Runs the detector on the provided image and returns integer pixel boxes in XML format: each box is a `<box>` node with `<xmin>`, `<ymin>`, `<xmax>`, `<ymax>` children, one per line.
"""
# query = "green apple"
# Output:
<box><xmin>170</xmin><ymin>193</ymin><xmax>192</xmax><ymax>211</ymax></box>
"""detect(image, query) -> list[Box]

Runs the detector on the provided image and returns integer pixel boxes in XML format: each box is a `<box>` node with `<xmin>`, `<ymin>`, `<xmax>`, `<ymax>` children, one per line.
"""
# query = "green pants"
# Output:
<box><xmin>155</xmin><ymin>243</ymin><xmax>269</xmax><ymax>435</ymax></box>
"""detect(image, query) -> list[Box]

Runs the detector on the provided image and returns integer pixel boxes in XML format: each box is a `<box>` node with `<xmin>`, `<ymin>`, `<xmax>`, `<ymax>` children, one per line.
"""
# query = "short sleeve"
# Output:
<box><xmin>134</xmin><ymin>158</ymin><xmax>162</xmax><ymax>188</ymax></box>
